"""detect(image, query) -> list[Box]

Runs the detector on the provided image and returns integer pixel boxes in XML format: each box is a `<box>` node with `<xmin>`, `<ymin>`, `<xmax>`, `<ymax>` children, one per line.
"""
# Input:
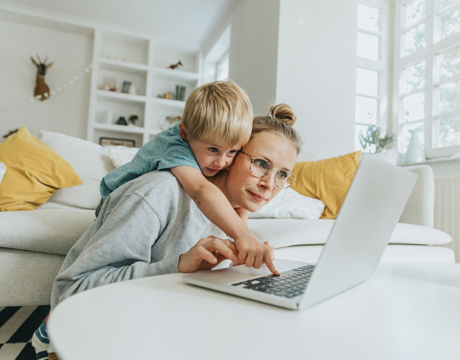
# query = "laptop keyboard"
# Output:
<box><xmin>231</xmin><ymin>265</ymin><xmax>315</xmax><ymax>299</ymax></box>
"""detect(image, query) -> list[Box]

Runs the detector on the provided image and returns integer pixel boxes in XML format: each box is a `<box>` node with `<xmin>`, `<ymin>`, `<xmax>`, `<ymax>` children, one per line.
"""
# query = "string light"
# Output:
<box><xmin>0</xmin><ymin>63</ymin><xmax>93</xmax><ymax>108</ymax></box>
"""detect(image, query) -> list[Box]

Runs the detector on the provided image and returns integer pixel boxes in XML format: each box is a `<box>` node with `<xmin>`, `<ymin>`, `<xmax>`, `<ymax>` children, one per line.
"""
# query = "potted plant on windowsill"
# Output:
<box><xmin>359</xmin><ymin>125</ymin><xmax>398</xmax><ymax>164</ymax></box>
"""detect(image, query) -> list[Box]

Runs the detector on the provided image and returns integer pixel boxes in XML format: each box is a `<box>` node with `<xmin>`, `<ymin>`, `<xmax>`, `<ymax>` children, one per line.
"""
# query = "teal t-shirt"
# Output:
<box><xmin>100</xmin><ymin>124</ymin><xmax>199</xmax><ymax>200</ymax></box>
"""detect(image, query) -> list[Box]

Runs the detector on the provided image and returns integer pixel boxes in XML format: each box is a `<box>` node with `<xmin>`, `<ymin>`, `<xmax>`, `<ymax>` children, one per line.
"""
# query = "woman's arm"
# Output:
<box><xmin>54</xmin><ymin>193</ymin><xmax>183</xmax><ymax>303</ymax></box>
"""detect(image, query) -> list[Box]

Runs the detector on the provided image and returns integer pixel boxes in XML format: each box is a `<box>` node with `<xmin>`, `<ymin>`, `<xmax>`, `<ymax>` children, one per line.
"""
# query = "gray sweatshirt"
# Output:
<box><xmin>50</xmin><ymin>170</ymin><xmax>220</xmax><ymax>311</ymax></box>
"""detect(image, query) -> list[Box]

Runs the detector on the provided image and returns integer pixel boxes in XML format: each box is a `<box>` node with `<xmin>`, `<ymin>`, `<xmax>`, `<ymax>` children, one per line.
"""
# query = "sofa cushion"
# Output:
<box><xmin>39</xmin><ymin>131</ymin><xmax>116</xmax><ymax>210</ymax></box>
<box><xmin>290</xmin><ymin>151</ymin><xmax>361</xmax><ymax>219</ymax></box>
<box><xmin>248</xmin><ymin>219</ymin><xmax>452</xmax><ymax>248</ymax></box>
<box><xmin>0</xmin><ymin>209</ymin><xmax>95</xmax><ymax>255</ymax></box>
<box><xmin>0</xmin><ymin>126</ymin><xmax>82</xmax><ymax>211</ymax></box>
<box><xmin>274</xmin><ymin>244</ymin><xmax>455</xmax><ymax>264</ymax></box>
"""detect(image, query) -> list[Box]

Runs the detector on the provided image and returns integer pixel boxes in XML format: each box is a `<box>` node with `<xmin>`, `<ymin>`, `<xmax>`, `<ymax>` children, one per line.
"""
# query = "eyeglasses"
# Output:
<box><xmin>239</xmin><ymin>151</ymin><xmax>295</xmax><ymax>189</ymax></box>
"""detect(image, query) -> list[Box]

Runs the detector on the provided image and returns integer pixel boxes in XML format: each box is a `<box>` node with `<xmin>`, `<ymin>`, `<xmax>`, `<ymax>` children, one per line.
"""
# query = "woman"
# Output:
<box><xmin>38</xmin><ymin>104</ymin><xmax>302</xmax><ymax>359</ymax></box>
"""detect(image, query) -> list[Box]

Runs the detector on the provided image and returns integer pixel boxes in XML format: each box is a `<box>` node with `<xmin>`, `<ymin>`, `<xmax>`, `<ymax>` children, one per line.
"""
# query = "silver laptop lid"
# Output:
<box><xmin>299</xmin><ymin>156</ymin><xmax>417</xmax><ymax>310</ymax></box>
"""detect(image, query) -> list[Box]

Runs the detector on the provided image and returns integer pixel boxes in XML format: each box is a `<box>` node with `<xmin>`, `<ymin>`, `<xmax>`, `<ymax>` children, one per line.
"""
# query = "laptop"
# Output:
<box><xmin>182</xmin><ymin>156</ymin><xmax>417</xmax><ymax>310</ymax></box>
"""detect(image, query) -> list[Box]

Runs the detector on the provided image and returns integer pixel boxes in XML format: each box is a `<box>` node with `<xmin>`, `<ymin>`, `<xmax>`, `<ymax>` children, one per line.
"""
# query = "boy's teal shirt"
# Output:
<box><xmin>100</xmin><ymin>123</ymin><xmax>200</xmax><ymax>200</ymax></box>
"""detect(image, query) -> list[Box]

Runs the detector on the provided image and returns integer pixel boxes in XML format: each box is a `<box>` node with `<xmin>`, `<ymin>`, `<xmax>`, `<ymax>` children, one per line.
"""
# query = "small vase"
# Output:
<box><xmin>402</xmin><ymin>128</ymin><xmax>425</xmax><ymax>164</ymax></box>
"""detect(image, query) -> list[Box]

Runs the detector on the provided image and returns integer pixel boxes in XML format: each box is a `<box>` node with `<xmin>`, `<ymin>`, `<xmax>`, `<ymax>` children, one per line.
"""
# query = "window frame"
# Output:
<box><xmin>393</xmin><ymin>0</ymin><xmax>460</xmax><ymax>158</ymax></box>
<box><xmin>355</xmin><ymin>0</ymin><xmax>390</xmax><ymax>152</ymax></box>
<box><xmin>216</xmin><ymin>51</ymin><xmax>230</xmax><ymax>81</ymax></box>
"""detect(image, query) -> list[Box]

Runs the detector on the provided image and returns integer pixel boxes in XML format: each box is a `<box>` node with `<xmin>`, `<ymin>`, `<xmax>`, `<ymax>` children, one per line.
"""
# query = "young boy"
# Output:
<box><xmin>98</xmin><ymin>80</ymin><xmax>277</xmax><ymax>274</ymax></box>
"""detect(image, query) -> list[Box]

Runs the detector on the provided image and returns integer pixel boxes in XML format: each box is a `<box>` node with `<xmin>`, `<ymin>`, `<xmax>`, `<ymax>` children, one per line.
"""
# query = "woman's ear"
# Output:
<box><xmin>179</xmin><ymin>123</ymin><xmax>187</xmax><ymax>140</ymax></box>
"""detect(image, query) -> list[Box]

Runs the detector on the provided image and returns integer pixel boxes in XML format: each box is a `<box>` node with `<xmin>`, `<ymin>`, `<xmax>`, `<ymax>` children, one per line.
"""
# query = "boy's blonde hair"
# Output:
<box><xmin>181</xmin><ymin>80</ymin><xmax>253</xmax><ymax>145</ymax></box>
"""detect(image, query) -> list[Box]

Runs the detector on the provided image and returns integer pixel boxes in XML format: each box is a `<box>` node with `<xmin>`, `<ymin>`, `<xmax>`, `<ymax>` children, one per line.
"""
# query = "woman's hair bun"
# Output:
<box><xmin>268</xmin><ymin>104</ymin><xmax>296</xmax><ymax>126</ymax></box>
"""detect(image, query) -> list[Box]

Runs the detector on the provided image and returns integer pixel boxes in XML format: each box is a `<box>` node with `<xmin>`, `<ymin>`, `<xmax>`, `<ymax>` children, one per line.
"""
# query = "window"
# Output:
<box><xmin>216</xmin><ymin>52</ymin><xmax>229</xmax><ymax>81</ymax></box>
<box><xmin>355</xmin><ymin>2</ymin><xmax>389</xmax><ymax>152</ymax></box>
<box><xmin>203</xmin><ymin>26</ymin><xmax>231</xmax><ymax>83</ymax></box>
<box><xmin>394</xmin><ymin>0</ymin><xmax>460</xmax><ymax>158</ymax></box>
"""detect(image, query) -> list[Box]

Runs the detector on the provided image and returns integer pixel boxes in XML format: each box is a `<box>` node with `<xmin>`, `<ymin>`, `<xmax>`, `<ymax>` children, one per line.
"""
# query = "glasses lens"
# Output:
<box><xmin>251</xmin><ymin>158</ymin><xmax>270</xmax><ymax>177</ymax></box>
<box><xmin>275</xmin><ymin>171</ymin><xmax>294</xmax><ymax>188</ymax></box>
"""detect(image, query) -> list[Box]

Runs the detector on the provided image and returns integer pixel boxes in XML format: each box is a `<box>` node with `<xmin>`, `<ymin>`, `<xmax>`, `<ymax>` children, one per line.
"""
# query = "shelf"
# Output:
<box><xmin>97</xmin><ymin>90</ymin><xmax>147</xmax><ymax>103</ymax></box>
<box><xmin>152</xmin><ymin>67</ymin><xmax>199</xmax><ymax>82</ymax></box>
<box><xmin>94</xmin><ymin>123</ymin><xmax>145</xmax><ymax>134</ymax></box>
<box><xmin>99</xmin><ymin>58</ymin><xmax>148</xmax><ymax>74</ymax></box>
<box><xmin>88</xmin><ymin>27</ymin><xmax>201</xmax><ymax>146</ymax></box>
<box><xmin>151</xmin><ymin>97</ymin><xmax>186</xmax><ymax>109</ymax></box>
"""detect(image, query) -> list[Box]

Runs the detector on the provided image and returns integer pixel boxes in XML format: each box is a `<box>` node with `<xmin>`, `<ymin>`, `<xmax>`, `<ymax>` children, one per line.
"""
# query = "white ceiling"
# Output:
<box><xmin>2</xmin><ymin>0</ymin><xmax>235</xmax><ymax>45</ymax></box>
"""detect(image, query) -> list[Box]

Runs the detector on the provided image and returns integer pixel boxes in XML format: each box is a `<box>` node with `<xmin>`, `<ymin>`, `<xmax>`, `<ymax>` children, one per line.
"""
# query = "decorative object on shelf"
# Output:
<box><xmin>359</xmin><ymin>125</ymin><xmax>396</xmax><ymax>153</ymax></box>
<box><xmin>2</xmin><ymin>128</ymin><xmax>19</xmax><ymax>139</ymax></box>
<box><xmin>161</xmin><ymin>115</ymin><xmax>182</xmax><ymax>130</ymax></box>
<box><xmin>116</xmin><ymin>116</ymin><xmax>127</xmax><ymax>126</ymax></box>
<box><xmin>0</xmin><ymin>63</ymin><xmax>92</xmax><ymax>109</ymax></box>
<box><xmin>102</xmin><ymin>76</ymin><xmax>117</xmax><ymax>91</ymax></box>
<box><xmin>100</xmin><ymin>137</ymin><xmax>135</xmax><ymax>148</ymax></box>
<box><xmin>128</xmin><ymin>115</ymin><xmax>139</xmax><ymax>126</ymax></box>
<box><xmin>122</xmin><ymin>81</ymin><xmax>131</xmax><ymax>94</ymax></box>
<box><xmin>168</xmin><ymin>60</ymin><xmax>182</xmax><ymax>70</ymax></box>
<box><xmin>175</xmin><ymin>85</ymin><xmax>186</xmax><ymax>101</ymax></box>
<box><xmin>402</xmin><ymin>127</ymin><xmax>426</xmax><ymax>164</ymax></box>
<box><xmin>128</xmin><ymin>84</ymin><xmax>136</xmax><ymax>95</ymax></box>
<box><xmin>162</xmin><ymin>93</ymin><xmax>171</xmax><ymax>100</ymax></box>
<box><xmin>30</xmin><ymin>54</ymin><xmax>54</xmax><ymax>101</ymax></box>
<box><xmin>100</xmin><ymin>110</ymin><xmax>113</xmax><ymax>124</ymax></box>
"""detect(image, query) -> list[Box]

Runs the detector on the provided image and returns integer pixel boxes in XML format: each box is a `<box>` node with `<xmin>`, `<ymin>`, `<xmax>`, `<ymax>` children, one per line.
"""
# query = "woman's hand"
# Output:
<box><xmin>178</xmin><ymin>236</ymin><xmax>239</xmax><ymax>273</ymax></box>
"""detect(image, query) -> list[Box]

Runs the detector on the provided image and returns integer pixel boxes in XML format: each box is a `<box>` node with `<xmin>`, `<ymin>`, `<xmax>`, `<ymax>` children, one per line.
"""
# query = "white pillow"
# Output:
<box><xmin>108</xmin><ymin>146</ymin><xmax>140</xmax><ymax>168</ymax></box>
<box><xmin>248</xmin><ymin>188</ymin><xmax>325</xmax><ymax>219</ymax></box>
<box><xmin>39</xmin><ymin>131</ymin><xmax>115</xmax><ymax>209</ymax></box>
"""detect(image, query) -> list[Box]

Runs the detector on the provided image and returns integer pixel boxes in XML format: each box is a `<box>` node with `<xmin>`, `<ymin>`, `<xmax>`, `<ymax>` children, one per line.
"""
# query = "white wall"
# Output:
<box><xmin>276</xmin><ymin>0</ymin><xmax>358</xmax><ymax>160</ymax></box>
<box><xmin>0</xmin><ymin>19</ymin><xmax>92</xmax><ymax>140</ymax></box>
<box><xmin>203</xmin><ymin>0</ymin><xmax>358</xmax><ymax>160</ymax></box>
<box><xmin>203</xmin><ymin>0</ymin><xmax>280</xmax><ymax>117</ymax></box>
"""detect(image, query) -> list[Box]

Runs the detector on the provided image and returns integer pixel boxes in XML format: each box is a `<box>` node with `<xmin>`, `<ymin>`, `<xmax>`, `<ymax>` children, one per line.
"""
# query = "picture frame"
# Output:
<box><xmin>99</xmin><ymin>137</ymin><xmax>135</xmax><ymax>148</ymax></box>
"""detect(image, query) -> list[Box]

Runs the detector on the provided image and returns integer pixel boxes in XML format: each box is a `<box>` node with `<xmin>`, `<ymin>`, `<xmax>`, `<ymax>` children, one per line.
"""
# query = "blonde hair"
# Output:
<box><xmin>252</xmin><ymin>104</ymin><xmax>303</xmax><ymax>154</ymax></box>
<box><xmin>181</xmin><ymin>80</ymin><xmax>253</xmax><ymax>146</ymax></box>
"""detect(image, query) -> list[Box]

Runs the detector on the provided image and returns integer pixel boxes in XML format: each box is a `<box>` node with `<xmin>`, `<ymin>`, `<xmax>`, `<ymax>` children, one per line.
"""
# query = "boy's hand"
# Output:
<box><xmin>230</xmin><ymin>241</ymin><xmax>275</xmax><ymax>267</ymax></box>
<box><xmin>234</xmin><ymin>235</ymin><xmax>279</xmax><ymax>275</ymax></box>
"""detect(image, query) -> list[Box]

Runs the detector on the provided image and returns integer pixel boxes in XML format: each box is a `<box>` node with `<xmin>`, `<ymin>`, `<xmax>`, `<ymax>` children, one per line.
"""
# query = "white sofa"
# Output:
<box><xmin>0</xmin><ymin>131</ymin><xmax>454</xmax><ymax>306</ymax></box>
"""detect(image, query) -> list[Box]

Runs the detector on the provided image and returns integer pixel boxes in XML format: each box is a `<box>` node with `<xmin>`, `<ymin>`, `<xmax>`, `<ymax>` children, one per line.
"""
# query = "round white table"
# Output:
<box><xmin>48</xmin><ymin>263</ymin><xmax>460</xmax><ymax>360</ymax></box>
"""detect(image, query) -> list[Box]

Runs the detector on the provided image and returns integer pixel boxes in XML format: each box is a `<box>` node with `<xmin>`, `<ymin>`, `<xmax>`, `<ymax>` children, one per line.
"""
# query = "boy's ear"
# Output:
<box><xmin>179</xmin><ymin>123</ymin><xmax>187</xmax><ymax>140</ymax></box>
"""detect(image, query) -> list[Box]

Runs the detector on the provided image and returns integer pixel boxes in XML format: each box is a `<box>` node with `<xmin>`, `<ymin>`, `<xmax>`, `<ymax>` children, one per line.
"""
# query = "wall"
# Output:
<box><xmin>0</xmin><ymin>19</ymin><xmax>92</xmax><ymax>140</ymax></box>
<box><xmin>203</xmin><ymin>0</ymin><xmax>358</xmax><ymax>161</ymax></box>
<box><xmin>202</xmin><ymin>0</ymin><xmax>280</xmax><ymax>117</ymax></box>
<box><xmin>276</xmin><ymin>0</ymin><xmax>358</xmax><ymax>160</ymax></box>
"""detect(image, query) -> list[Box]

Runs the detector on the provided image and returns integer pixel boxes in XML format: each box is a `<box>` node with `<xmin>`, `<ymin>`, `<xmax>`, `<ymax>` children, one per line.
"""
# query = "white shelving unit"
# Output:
<box><xmin>87</xmin><ymin>29</ymin><xmax>202</xmax><ymax>147</ymax></box>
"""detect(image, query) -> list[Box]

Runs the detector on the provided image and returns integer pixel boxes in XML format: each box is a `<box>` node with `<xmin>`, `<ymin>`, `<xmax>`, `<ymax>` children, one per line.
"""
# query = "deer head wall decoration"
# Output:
<box><xmin>30</xmin><ymin>55</ymin><xmax>53</xmax><ymax>101</ymax></box>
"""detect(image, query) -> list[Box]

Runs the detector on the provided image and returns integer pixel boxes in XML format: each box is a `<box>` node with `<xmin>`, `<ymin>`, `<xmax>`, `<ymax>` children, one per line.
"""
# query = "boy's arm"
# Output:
<box><xmin>171</xmin><ymin>166</ymin><xmax>279</xmax><ymax>275</ymax></box>
<box><xmin>235</xmin><ymin>207</ymin><xmax>249</xmax><ymax>226</ymax></box>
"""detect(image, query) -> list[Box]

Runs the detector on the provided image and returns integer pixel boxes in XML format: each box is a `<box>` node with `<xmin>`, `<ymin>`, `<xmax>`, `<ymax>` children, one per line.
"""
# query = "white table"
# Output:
<box><xmin>49</xmin><ymin>263</ymin><xmax>460</xmax><ymax>360</ymax></box>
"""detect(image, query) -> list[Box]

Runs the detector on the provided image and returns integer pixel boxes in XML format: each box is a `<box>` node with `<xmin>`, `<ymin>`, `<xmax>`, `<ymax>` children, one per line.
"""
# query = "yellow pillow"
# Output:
<box><xmin>291</xmin><ymin>151</ymin><xmax>361</xmax><ymax>219</ymax></box>
<box><xmin>0</xmin><ymin>126</ymin><xmax>82</xmax><ymax>211</ymax></box>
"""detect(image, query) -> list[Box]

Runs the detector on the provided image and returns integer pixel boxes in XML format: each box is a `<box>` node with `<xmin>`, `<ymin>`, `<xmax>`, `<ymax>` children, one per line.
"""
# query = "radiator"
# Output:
<box><xmin>434</xmin><ymin>175</ymin><xmax>460</xmax><ymax>263</ymax></box>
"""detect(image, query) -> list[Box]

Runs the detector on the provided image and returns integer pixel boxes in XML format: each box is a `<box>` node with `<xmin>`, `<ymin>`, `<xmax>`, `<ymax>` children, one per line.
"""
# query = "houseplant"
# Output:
<box><xmin>359</xmin><ymin>125</ymin><xmax>396</xmax><ymax>153</ymax></box>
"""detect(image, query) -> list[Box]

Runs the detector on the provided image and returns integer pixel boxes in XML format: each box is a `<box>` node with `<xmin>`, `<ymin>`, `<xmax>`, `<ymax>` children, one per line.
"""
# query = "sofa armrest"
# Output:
<box><xmin>399</xmin><ymin>165</ymin><xmax>434</xmax><ymax>228</ymax></box>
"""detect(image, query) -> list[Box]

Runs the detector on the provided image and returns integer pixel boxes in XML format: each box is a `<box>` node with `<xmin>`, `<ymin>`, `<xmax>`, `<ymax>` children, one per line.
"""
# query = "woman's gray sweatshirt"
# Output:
<box><xmin>50</xmin><ymin>170</ymin><xmax>220</xmax><ymax>311</ymax></box>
